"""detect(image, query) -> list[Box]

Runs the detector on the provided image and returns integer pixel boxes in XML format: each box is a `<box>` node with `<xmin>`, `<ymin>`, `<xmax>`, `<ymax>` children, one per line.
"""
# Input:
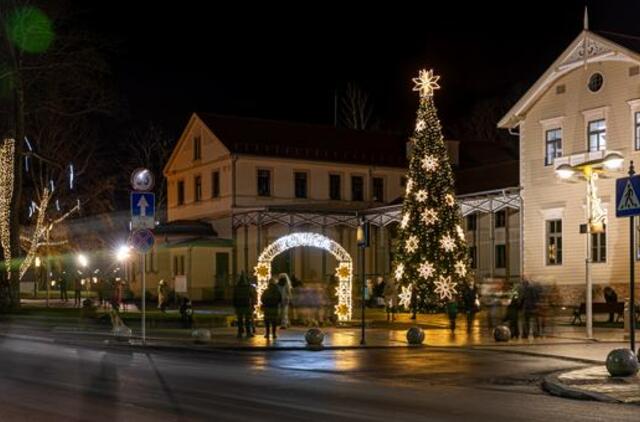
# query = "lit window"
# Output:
<box><xmin>588</xmin><ymin>119</ymin><xmax>606</xmax><ymax>152</ymax></box>
<box><xmin>545</xmin><ymin>128</ymin><xmax>562</xmax><ymax>166</ymax></box>
<box><xmin>546</xmin><ymin>219</ymin><xmax>562</xmax><ymax>265</ymax></box>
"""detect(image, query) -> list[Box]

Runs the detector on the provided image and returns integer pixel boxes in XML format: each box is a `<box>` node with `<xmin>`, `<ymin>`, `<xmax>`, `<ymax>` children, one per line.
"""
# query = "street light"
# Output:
<box><xmin>554</xmin><ymin>149</ymin><xmax>624</xmax><ymax>339</ymax></box>
<box><xmin>77</xmin><ymin>253</ymin><xmax>89</xmax><ymax>268</ymax></box>
<box><xmin>116</xmin><ymin>245</ymin><xmax>131</xmax><ymax>262</ymax></box>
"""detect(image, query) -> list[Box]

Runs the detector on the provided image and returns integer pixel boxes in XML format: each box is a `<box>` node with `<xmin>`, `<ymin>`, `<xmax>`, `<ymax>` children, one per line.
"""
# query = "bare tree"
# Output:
<box><xmin>339</xmin><ymin>83</ymin><xmax>378</xmax><ymax>131</ymax></box>
<box><xmin>124</xmin><ymin>122</ymin><xmax>174</xmax><ymax>222</ymax></box>
<box><xmin>0</xmin><ymin>1</ymin><xmax>116</xmax><ymax>310</ymax></box>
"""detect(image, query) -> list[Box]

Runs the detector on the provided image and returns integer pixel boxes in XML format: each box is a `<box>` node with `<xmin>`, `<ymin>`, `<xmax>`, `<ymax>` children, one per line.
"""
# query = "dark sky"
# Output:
<box><xmin>83</xmin><ymin>0</ymin><xmax>640</xmax><ymax>138</ymax></box>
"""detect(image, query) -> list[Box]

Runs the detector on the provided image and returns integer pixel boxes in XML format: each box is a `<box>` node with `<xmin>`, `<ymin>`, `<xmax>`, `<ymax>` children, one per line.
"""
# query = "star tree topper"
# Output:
<box><xmin>412</xmin><ymin>69</ymin><xmax>441</xmax><ymax>98</ymax></box>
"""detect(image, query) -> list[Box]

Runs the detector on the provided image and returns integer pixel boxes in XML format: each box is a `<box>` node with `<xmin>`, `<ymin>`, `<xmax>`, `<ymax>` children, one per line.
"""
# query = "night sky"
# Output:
<box><xmin>84</xmin><ymin>0</ymin><xmax>640</xmax><ymax>138</ymax></box>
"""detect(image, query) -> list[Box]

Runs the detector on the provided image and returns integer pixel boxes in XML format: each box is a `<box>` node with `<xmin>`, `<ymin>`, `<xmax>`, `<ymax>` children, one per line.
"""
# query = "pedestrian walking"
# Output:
<box><xmin>233</xmin><ymin>273</ymin><xmax>254</xmax><ymax>338</ymax></box>
<box><xmin>261</xmin><ymin>278</ymin><xmax>282</xmax><ymax>340</ymax></box>
<box><xmin>277</xmin><ymin>273</ymin><xmax>293</xmax><ymax>329</ymax></box>
<box><xmin>179</xmin><ymin>297</ymin><xmax>194</xmax><ymax>329</ymax></box>
<box><xmin>463</xmin><ymin>282</ymin><xmax>479</xmax><ymax>332</ymax></box>
<box><xmin>383</xmin><ymin>277</ymin><xmax>398</xmax><ymax>322</ymax></box>
<box><xmin>521</xmin><ymin>280</ymin><xmax>541</xmax><ymax>338</ymax></box>
<box><xmin>73</xmin><ymin>274</ymin><xmax>82</xmax><ymax>307</ymax></box>
<box><xmin>504</xmin><ymin>296</ymin><xmax>520</xmax><ymax>339</ymax></box>
<box><xmin>59</xmin><ymin>275</ymin><xmax>68</xmax><ymax>302</ymax></box>
<box><xmin>446</xmin><ymin>300</ymin><xmax>458</xmax><ymax>333</ymax></box>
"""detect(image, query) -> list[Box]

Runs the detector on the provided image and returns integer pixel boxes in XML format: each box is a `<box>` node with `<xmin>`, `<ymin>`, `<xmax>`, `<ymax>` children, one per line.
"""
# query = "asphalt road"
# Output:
<box><xmin>0</xmin><ymin>334</ymin><xmax>637</xmax><ymax>421</ymax></box>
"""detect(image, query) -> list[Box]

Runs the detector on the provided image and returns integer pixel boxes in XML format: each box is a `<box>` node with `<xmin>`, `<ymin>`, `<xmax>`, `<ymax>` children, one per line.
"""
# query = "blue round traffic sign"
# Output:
<box><xmin>130</xmin><ymin>229</ymin><xmax>155</xmax><ymax>253</ymax></box>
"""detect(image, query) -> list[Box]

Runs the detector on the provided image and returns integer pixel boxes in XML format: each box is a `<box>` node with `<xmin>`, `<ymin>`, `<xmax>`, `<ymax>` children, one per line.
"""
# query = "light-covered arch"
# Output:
<box><xmin>253</xmin><ymin>232</ymin><xmax>353</xmax><ymax>321</ymax></box>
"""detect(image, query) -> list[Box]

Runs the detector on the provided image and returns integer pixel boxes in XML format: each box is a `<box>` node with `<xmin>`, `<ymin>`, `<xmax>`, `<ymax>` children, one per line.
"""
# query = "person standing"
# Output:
<box><xmin>383</xmin><ymin>277</ymin><xmax>398</xmax><ymax>322</ymax></box>
<box><xmin>277</xmin><ymin>274</ymin><xmax>293</xmax><ymax>329</ymax></box>
<box><xmin>446</xmin><ymin>300</ymin><xmax>458</xmax><ymax>333</ymax></box>
<box><xmin>157</xmin><ymin>280</ymin><xmax>167</xmax><ymax>312</ymax></box>
<box><xmin>463</xmin><ymin>282</ymin><xmax>479</xmax><ymax>333</ymax></box>
<box><xmin>261</xmin><ymin>278</ymin><xmax>282</xmax><ymax>340</ymax></box>
<box><xmin>603</xmin><ymin>286</ymin><xmax>618</xmax><ymax>323</ymax></box>
<box><xmin>59</xmin><ymin>274</ymin><xmax>68</xmax><ymax>302</ymax></box>
<box><xmin>232</xmin><ymin>274</ymin><xmax>253</xmax><ymax>338</ymax></box>
<box><xmin>73</xmin><ymin>274</ymin><xmax>82</xmax><ymax>307</ymax></box>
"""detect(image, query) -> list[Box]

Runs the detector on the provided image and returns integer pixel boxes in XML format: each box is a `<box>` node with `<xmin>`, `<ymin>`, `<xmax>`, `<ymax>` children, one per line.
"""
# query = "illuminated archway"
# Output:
<box><xmin>253</xmin><ymin>232</ymin><xmax>352</xmax><ymax>321</ymax></box>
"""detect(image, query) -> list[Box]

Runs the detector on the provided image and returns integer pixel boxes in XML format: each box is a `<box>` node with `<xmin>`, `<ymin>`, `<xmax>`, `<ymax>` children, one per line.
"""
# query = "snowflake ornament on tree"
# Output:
<box><xmin>418</xmin><ymin>261</ymin><xmax>435</xmax><ymax>280</ymax></box>
<box><xmin>405</xmin><ymin>178</ymin><xmax>414</xmax><ymax>194</ymax></box>
<box><xmin>434</xmin><ymin>276</ymin><xmax>458</xmax><ymax>301</ymax></box>
<box><xmin>412</xmin><ymin>69</ymin><xmax>441</xmax><ymax>98</ymax></box>
<box><xmin>399</xmin><ymin>284</ymin><xmax>413</xmax><ymax>310</ymax></box>
<box><xmin>405</xmin><ymin>235</ymin><xmax>419</xmax><ymax>254</ymax></box>
<box><xmin>445</xmin><ymin>193</ymin><xmax>455</xmax><ymax>207</ymax></box>
<box><xmin>440</xmin><ymin>234</ymin><xmax>455</xmax><ymax>252</ymax></box>
<box><xmin>455</xmin><ymin>260</ymin><xmax>468</xmax><ymax>278</ymax></box>
<box><xmin>394</xmin><ymin>263</ymin><xmax>404</xmax><ymax>281</ymax></box>
<box><xmin>421</xmin><ymin>154</ymin><xmax>439</xmax><ymax>172</ymax></box>
<box><xmin>415</xmin><ymin>119</ymin><xmax>426</xmax><ymax>131</ymax></box>
<box><xmin>415</xmin><ymin>189</ymin><xmax>428</xmax><ymax>202</ymax></box>
<box><xmin>421</xmin><ymin>208</ymin><xmax>438</xmax><ymax>226</ymax></box>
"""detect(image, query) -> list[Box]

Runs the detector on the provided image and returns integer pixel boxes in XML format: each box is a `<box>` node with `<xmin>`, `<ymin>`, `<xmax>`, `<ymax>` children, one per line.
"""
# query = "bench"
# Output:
<box><xmin>571</xmin><ymin>302</ymin><xmax>624</xmax><ymax>325</ymax></box>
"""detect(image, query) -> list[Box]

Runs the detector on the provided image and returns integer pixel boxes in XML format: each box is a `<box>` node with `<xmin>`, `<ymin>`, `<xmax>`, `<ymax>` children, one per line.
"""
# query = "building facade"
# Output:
<box><xmin>499</xmin><ymin>28</ymin><xmax>640</xmax><ymax>303</ymax></box>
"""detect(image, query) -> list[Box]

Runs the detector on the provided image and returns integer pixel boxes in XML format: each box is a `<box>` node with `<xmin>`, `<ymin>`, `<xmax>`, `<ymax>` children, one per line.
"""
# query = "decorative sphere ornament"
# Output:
<box><xmin>192</xmin><ymin>329</ymin><xmax>212</xmax><ymax>344</ymax></box>
<box><xmin>493</xmin><ymin>325</ymin><xmax>511</xmax><ymax>342</ymax></box>
<box><xmin>305</xmin><ymin>328</ymin><xmax>325</xmax><ymax>346</ymax></box>
<box><xmin>406</xmin><ymin>327</ymin><xmax>425</xmax><ymax>345</ymax></box>
<box><xmin>606</xmin><ymin>349</ymin><xmax>639</xmax><ymax>377</ymax></box>
<box><xmin>113</xmin><ymin>325</ymin><xmax>132</xmax><ymax>342</ymax></box>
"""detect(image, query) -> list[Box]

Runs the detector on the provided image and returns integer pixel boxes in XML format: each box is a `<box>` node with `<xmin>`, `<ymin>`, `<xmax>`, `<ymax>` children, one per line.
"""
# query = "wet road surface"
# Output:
<box><xmin>0</xmin><ymin>334</ymin><xmax>638</xmax><ymax>421</ymax></box>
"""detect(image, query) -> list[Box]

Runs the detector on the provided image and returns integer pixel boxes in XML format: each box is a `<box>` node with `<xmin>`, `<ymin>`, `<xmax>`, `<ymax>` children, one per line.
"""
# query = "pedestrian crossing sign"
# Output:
<box><xmin>616</xmin><ymin>175</ymin><xmax>640</xmax><ymax>217</ymax></box>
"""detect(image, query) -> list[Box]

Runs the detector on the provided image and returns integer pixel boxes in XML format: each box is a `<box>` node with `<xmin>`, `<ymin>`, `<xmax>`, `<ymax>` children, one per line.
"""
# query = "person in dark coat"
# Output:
<box><xmin>603</xmin><ymin>286</ymin><xmax>618</xmax><ymax>323</ymax></box>
<box><xmin>521</xmin><ymin>280</ymin><xmax>541</xmax><ymax>338</ymax></box>
<box><xmin>504</xmin><ymin>296</ymin><xmax>521</xmax><ymax>339</ymax></box>
<box><xmin>261</xmin><ymin>278</ymin><xmax>282</xmax><ymax>340</ymax></box>
<box><xmin>59</xmin><ymin>274</ymin><xmax>68</xmax><ymax>302</ymax></box>
<box><xmin>73</xmin><ymin>274</ymin><xmax>83</xmax><ymax>307</ymax></box>
<box><xmin>463</xmin><ymin>283</ymin><xmax>479</xmax><ymax>333</ymax></box>
<box><xmin>179</xmin><ymin>297</ymin><xmax>193</xmax><ymax>329</ymax></box>
<box><xmin>446</xmin><ymin>300</ymin><xmax>458</xmax><ymax>333</ymax></box>
<box><xmin>233</xmin><ymin>273</ymin><xmax>254</xmax><ymax>338</ymax></box>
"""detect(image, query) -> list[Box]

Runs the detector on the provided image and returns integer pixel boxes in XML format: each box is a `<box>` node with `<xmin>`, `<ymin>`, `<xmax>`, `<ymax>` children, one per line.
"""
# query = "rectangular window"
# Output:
<box><xmin>194</xmin><ymin>175</ymin><xmax>202</xmax><ymax>202</ymax></box>
<box><xmin>351</xmin><ymin>176</ymin><xmax>364</xmax><ymax>201</ymax></box>
<box><xmin>466</xmin><ymin>214</ymin><xmax>477</xmax><ymax>231</ymax></box>
<box><xmin>635</xmin><ymin>112</ymin><xmax>640</xmax><ymax>151</ymax></box>
<box><xmin>495</xmin><ymin>210</ymin><xmax>506</xmax><ymax>228</ymax></box>
<box><xmin>495</xmin><ymin>245</ymin><xmax>506</xmax><ymax>269</ymax></box>
<box><xmin>591</xmin><ymin>231</ymin><xmax>606</xmax><ymax>263</ymax></box>
<box><xmin>588</xmin><ymin>119</ymin><xmax>606</xmax><ymax>152</ymax></box>
<box><xmin>212</xmin><ymin>171</ymin><xmax>220</xmax><ymax>198</ymax></box>
<box><xmin>177</xmin><ymin>180</ymin><xmax>185</xmax><ymax>205</ymax></box>
<box><xmin>545</xmin><ymin>128</ymin><xmax>562</xmax><ymax>166</ymax></box>
<box><xmin>257</xmin><ymin>169</ymin><xmax>271</xmax><ymax>197</ymax></box>
<box><xmin>372</xmin><ymin>177</ymin><xmax>384</xmax><ymax>202</ymax></box>
<box><xmin>546</xmin><ymin>219</ymin><xmax>562</xmax><ymax>265</ymax></box>
<box><xmin>469</xmin><ymin>246</ymin><xmax>477</xmax><ymax>269</ymax></box>
<box><xmin>193</xmin><ymin>136</ymin><xmax>201</xmax><ymax>161</ymax></box>
<box><xmin>173</xmin><ymin>256</ymin><xmax>184</xmax><ymax>276</ymax></box>
<box><xmin>294</xmin><ymin>172</ymin><xmax>307</xmax><ymax>199</ymax></box>
<box><xmin>329</xmin><ymin>174</ymin><xmax>341</xmax><ymax>200</ymax></box>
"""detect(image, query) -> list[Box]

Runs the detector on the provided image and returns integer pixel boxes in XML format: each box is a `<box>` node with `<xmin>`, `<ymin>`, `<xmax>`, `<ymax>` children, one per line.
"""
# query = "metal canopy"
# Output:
<box><xmin>231</xmin><ymin>187</ymin><xmax>521</xmax><ymax>229</ymax></box>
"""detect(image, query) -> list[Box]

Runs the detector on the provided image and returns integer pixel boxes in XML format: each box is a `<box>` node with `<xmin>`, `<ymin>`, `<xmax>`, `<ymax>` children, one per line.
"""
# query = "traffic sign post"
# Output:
<box><xmin>131</xmin><ymin>192</ymin><xmax>155</xmax><ymax>230</ymax></box>
<box><xmin>615</xmin><ymin>161</ymin><xmax>637</xmax><ymax>353</ymax></box>
<box><xmin>129</xmin><ymin>167</ymin><xmax>155</xmax><ymax>346</ymax></box>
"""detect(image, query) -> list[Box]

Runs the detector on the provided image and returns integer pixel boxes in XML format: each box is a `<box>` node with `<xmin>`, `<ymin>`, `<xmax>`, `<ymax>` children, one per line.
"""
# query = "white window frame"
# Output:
<box><xmin>627</xmin><ymin>98</ymin><xmax>640</xmax><ymax>151</ymax></box>
<box><xmin>540</xmin><ymin>116</ymin><xmax>565</xmax><ymax>166</ymax></box>
<box><xmin>540</xmin><ymin>207</ymin><xmax>564</xmax><ymax>267</ymax></box>
<box><xmin>581</xmin><ymin>106</ymin><xmax>609</xmax><ymax>152</ymax></box>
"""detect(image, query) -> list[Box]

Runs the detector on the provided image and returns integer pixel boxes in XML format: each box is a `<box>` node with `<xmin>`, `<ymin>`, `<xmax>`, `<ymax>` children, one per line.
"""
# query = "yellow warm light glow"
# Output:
<box><xmin>77</xmin><ymin>253</ymin><xmax>88</xmax><ymax>268</ymax></box>
<box><xmin>116</xmin><ymin>245</ymin><xmax>131</xmax><ymax>262</ymax></box>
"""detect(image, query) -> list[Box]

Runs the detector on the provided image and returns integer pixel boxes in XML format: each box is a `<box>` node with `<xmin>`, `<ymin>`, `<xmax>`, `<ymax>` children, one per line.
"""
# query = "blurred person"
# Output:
<box><xmin>179</xmin><ymin>297</ymin><xmax>193</xmax><ymax>329</ymax></box>
<box><xmin>373</xmin><ymin>277</ymin><xmax>385</xmax><ymax>307</ymax></box>
<box><xmin>277</xmin><ymin>273</ymin><xmax>293</xmax><ymax>329</ymax></box>
<box><xmin>157</xmin><ymin>280</ymin><xmax>167</xmax><ymax>312</ymax></box>
<box><xmin>446</xmin><ymin>299</ymin><xmax>459</xmax><ymax>333</ymax></box>
<box><xmin>463</xmin><ymin>282</ymin><xmax>479</xmax><ymax>333</ymax></box>
<box><xmin>261</xmin><ymin>278</ymin><xmax>281</xmax><ymax>340</ymax></box>
<box><xmin>504</xmin><ymin>296</ymin><xmax>521</xmax><ymax>339</ymax></box>
<box><xmin>603</xmin><ymin>286</ymin><xmax>618</xmax><ymax>323</ymax></box>
<box><xmin>521</xmin><ymin>279</ymin><xmax>541</xmax><ymax>338</ymax></box>
<box><xmin>232</xmin><ymin>273</ymin><xmax>254</xmax><ymax>338</ymax></box>
<box><xmin>59</xmin><ymin>274</ymin><xmax>68</xmax><ymax>302</ymax></box>
<box><xmin>73</xmin><ymin>274</ymin><xmax>83</xmax><ymax>306</ymax></box>
<box><xmin>383</xmin><ymin>276</ymin><xmax>398</xmax><ymax>322</ymax></box>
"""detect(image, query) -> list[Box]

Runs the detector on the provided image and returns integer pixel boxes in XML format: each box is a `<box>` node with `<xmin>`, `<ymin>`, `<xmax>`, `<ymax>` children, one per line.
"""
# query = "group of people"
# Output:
<box><xmin>232</xmin><ymin>273</ymin><xmax>293</xmax><ymax>340</ymax></box>
<box><xmin>58</xmin><ymin>273</ymin><xmax>126</xmax><ymax>310</ymax></box>
<box><xmin>503</xmin><ymin>279</ymin><xmax>545</xmax><ymax>339</ymax></box>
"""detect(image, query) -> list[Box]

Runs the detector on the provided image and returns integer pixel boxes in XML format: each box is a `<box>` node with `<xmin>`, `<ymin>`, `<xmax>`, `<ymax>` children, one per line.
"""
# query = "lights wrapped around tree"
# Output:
<box><xmin>0</xmin><ymin>139</ymin><xmax>15</xmax><ymax>278</ymax></box>
<box><xmin>392</xmin><ymin>69</ymin><xmax>471</xmax><ymax>310</ymax></box>
<box><xmin>253</xmin><ymin>232</ymin><xmax>352</xmax><ymax>321</ymax></box>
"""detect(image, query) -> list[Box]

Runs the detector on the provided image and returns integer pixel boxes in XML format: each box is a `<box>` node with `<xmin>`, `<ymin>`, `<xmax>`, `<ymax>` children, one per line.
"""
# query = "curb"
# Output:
<box><xmin>542</xmin><ymin>371</ymin><xmax>622</xmax><ymax>404</ymax></box>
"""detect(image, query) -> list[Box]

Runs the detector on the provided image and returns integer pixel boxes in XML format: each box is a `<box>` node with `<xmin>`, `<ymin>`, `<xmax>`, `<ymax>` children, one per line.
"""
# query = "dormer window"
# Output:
<box><xmin>193</xmin><ymin>136</ymin><xmax>202</xmax><ymax>161</ymax></box>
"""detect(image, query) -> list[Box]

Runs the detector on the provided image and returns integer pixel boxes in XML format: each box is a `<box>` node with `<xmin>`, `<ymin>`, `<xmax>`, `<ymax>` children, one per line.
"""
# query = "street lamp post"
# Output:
<box><xmin>555</xmin><ymin>150</ymin><xmax>624</xmax><ymax>339</ymax></box>
<box><xmin>356</xmin><ymin>216</ymin><xmax>370</xmax><ymax>346</ymax></box>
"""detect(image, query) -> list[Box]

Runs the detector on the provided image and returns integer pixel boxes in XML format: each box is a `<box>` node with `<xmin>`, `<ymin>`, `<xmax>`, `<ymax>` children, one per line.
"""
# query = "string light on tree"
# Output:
<box><xmin>399</xmin><ymin>284</ymin><xmax>413</xmax><ymax>310</ymax></box>
<box><xmin>400</xmin><ymin>213</ymin><xmax>410</xmax><ymax>229</ymax></box>
<box><xmin>405</xmin><ymin>178</ymin><xmax>414</xmax><ymax>194</ymax></box>
<box><xmin>421</xmin><ymin>208</ymin><xmax>438</xmax><ymax>226</ymax></box>
<box><xmin>456</xmin><ymin>224</ymin><xmax>466</xmax><ymax>241</ymax></box>
<box><xmin>434</xmin><ymin>275</ymin><xmax>458</xmax><ymax>301</ymax></box>
<box><xmin>415</xmin><ymin>189</ymin><xmax>428</xmax><ymax>203</ymax></box>
<box><xmin>405</xmin><ymin>235</ymin><xmax>419</xmax><ymax>254</ymax></box>
<box><xmin>455</xmin><ymin>261</ymin><xmax>468</xmax><ymax>278</ymax></box>
<box><xmin>418</xmin><ymin>261</ymin><xmax>435</xmax><ymax>280</ymax></box>
<box><xmin>445</xmin><ymin>194</ymin><xmax>455</xmax><ymax>207</ymax></box>
<box><xmin>0</xmin><ymin>139</ymin><xmax>15</xmax><ymax>279</ymax></box>
<box><xmin>392</xmin><ymin>69</ymin><xmax>471</xmax><ymax>311</ymax></box>
<box><xmin>440</xmin><ymin>234</ymin><xmax>456</xmax><ymax>252</ymax></box>
<box><xmin>421</xmin><ymin>154</ymin><xmax>439</xmax><ymax>172</ymax></box>
<box><xmin>412</xmin><ymin>69</ymin><xmax>441</xmax><ymax>98</ymax></box>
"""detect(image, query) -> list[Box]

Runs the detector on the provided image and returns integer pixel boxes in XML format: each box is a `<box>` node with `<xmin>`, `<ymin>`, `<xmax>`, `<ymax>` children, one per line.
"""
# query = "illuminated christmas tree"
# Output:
<box><xmin>394</xmin><ymin>69</ymin><xmax>470</xmax><ymax>312</ymax></box>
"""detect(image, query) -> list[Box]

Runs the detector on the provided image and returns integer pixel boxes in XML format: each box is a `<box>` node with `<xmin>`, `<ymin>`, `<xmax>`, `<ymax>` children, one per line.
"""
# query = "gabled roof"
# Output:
<box><xmin>196</xmin><ymin>113</ymin><xmax>408</xmax><ymax>168</ymax></box>
<box><xmin>498</xmin><ymin>30</ymin><xmax>640</xmax><ymax>129</ymax></box>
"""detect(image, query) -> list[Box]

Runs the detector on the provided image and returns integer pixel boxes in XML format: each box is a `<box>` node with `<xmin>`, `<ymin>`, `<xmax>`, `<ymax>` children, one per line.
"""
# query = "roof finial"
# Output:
<box><xmin>583</xmin><ymin>5</ymin><xmax>589</xmax><ymax>31</ymax></box>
